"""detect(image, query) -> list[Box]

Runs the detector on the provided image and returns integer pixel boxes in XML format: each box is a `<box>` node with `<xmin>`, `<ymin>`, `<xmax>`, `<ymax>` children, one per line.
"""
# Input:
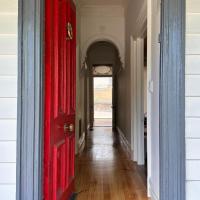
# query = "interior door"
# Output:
<box><xmin>44</xmin><ymin>0</ymin><xmax>76</xmax><ymax>199</ymax></box>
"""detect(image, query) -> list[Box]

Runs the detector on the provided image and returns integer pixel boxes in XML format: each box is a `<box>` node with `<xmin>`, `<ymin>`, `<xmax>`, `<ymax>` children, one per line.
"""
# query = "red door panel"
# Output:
<box><xmin>44</xmin><ymin>0</ymin><xmax>76</xmax><ymax>199</ymax></box>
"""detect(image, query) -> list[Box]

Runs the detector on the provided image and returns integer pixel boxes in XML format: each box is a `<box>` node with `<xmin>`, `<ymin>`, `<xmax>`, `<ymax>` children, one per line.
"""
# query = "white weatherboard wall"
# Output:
<box><xmin>0</xmin><ymin>0</ymin><xmax>18</xmax><ymax>200</ymax></box>
<box><xmin>186</xmin><ymin>0</ymin><xmax>200</xmax><ymax>199</ymax></box>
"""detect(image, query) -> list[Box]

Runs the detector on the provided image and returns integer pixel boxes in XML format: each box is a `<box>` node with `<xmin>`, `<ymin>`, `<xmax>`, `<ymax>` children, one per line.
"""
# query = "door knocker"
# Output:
<box><xmin>66</xmin><ymin>22</ymin><xmax>73</xmax><ymax>40</ymax></box>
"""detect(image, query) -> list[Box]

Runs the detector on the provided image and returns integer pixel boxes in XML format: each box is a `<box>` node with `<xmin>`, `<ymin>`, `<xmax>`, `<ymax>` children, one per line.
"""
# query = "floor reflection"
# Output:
<box><xmin>91</xmin><ymin>127</ymin><xmax>114</xmax><ymax>160</ymax></box>
<box><xmin>75</xmin><ymin>127</ymin><xmax>148</xmax><ymax>200</ymax></box>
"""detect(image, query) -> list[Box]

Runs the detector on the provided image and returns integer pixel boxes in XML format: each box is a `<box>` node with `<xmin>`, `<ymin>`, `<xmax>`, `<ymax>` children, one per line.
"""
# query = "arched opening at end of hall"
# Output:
<box><xmin>84</xmin><ymin>41</ymin><xmax>122</xmax><ymax>130</ymax></box>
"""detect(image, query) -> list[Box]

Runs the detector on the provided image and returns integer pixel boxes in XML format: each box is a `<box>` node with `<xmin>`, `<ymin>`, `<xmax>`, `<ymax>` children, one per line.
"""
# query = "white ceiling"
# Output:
<box><xmin>79</xmin><ymin>0</ymin><xmax>126</xmax><ymax>6</ymax></box>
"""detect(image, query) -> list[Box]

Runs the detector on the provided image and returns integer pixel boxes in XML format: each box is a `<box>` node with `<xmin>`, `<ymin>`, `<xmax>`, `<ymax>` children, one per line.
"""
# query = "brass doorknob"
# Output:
<box><xmin>64</xmin><ymin>123</ymin><xmax>74</xmax><ymax>133</ymax></box>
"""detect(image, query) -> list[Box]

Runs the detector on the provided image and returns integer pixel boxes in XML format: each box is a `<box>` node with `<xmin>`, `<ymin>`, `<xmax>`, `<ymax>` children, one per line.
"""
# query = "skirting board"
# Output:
<box><xmin>149</xmin><ymin>179</ymin><xmax>159</xmax><ymax>200</ymax></box>
<box><xmin>78</xmin><ymin>132</ymin><xmax>85</xmax><ymax>154</ymax></box>
<box><xmin>87</xmin><ymin>123</ymin><xmax>91</xmax><ymax>130</ymax></box>
<box><xmin>117</xmin><ymin>127</ymin><xmax>132</xmax><ymax>159</ymax></box>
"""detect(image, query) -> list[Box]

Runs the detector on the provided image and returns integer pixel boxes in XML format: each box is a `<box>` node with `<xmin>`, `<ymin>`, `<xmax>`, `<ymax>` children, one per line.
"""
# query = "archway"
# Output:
<box><xmin>81</xmin><ymin>34</ymin><xmax>124</xmax><ymax>67</ymax></box>
<box><xmin>85</xmin><ymin>41</ymin><xmax>122</xmax><ymax>129</ymax></box>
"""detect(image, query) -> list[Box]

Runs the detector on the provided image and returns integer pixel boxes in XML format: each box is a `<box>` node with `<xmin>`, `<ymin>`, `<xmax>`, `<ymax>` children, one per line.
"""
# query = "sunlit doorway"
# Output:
<box><xmin>93</xmin><ymin>77</ymin><xmax>113</xmax><ymax>127</ymax></box>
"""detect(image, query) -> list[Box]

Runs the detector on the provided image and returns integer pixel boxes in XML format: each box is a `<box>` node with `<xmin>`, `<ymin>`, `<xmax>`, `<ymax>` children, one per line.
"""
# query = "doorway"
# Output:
<box><xmin>85</xmin><ymin>41</ymin><xmax>121</xmax><ymax>131</ymax></box>
<box><xmin>17</xmin><ymin>0</ymin><xmax>186</xmax><ymax>199</ymax></box>
<box><xmin>93</xmin><ymin>77</ymin><xmax>113</xmax><ymax>127</ymax></box>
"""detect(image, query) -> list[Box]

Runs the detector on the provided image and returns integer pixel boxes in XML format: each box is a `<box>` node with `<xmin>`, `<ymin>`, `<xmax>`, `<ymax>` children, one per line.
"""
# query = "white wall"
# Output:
<box><xmin>80</xmin><ymin>5</ymin><xmax>125</xmax><ymax>65</ymax></box>
<box><xmin>117</xmin><ymin>0</ymin><xmax>146</xmax><ymax>150</ymax></box>
<box><xmin>186</xmin><ymin>0</ymin><xmax>200</xmax><ymax>199</ymax></box>
<box><xmin>147</xmin><ymin>0</ymin><xmax>160</xmax><ymax>199</ymax></box>
<box><xmin>0</xmin><ymin>0</ymin><xmax>18</xmax><ymax>199</ymax></box>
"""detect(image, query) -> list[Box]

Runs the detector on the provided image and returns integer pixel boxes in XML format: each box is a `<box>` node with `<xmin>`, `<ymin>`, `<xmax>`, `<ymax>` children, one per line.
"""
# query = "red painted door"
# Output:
<box><xmin>44</xmin><ymin>0</ymin><xmax>76</xmax><ymax>199</ymax></box>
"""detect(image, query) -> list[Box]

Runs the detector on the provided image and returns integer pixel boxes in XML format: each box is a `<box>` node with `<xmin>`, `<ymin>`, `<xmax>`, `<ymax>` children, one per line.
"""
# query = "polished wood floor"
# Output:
<box><xmin>94</xmin><ymin>118</ymin><xmax>112</xmax><ymax>127</ymax></box>
<box><xmin>75</xmin><ymin>127</ymin><xmax>149</xmax><ymax>200</ymax></box>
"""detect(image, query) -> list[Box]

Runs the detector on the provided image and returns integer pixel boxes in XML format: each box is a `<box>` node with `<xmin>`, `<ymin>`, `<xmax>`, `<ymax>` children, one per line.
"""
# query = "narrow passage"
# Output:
<box><xmin>75</xmin><ymin>127</ymin><xmax>148</xmax><ymax>200</ymax></box>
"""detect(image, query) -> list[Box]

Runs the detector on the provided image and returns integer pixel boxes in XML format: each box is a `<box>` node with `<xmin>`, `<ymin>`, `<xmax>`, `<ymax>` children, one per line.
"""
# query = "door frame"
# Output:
<box><xmin>16</xmin><ymin>0</ymin><xmax>185</xmax><ymax>200</ymax></box>
<box><xmin>17</xmin><ymin>0</ymin><xmax>44</xmax><ymax>199</ymax></box>
<box><xmin>130</xmin><ymin>37</ymin><xmax>145</xmax><ymax>165</ymax></box>
<box><xmin>159</xmin><ymin>0</ymin><xmax>185</xmax><ymax>199</ymax></box>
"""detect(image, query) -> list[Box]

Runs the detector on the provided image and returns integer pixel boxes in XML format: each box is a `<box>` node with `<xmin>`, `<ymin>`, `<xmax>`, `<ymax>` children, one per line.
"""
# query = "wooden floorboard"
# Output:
<box><xmin>75</xmin><ymin>127</ymin><xmax>149</xmax><ymax>200</ymax></box>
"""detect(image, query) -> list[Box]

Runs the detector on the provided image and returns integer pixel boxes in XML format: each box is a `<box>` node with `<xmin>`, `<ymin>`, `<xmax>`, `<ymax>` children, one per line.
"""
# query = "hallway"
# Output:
<box><xmin>75</xmin><ymin>127</ymin><xmax>148</xmax><ymax>200</ymax></box>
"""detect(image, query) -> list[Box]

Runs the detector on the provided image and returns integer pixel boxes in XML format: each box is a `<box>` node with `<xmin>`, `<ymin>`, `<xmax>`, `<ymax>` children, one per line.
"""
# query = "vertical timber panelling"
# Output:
<box><xmin>186</xmin><ymin>0</ymin><xmax>200</xmax><ymax>199</ymax></box>
<box><xmin>0</xmin><ymin>0</ymin><xmax>18</xmax><ymax>199</ymax></box>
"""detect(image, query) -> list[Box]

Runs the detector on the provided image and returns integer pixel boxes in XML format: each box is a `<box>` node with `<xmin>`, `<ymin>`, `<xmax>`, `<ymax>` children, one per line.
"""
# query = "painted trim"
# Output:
<box><xmin>147</xmin><ymin>0</ymin><xmax>153</xmax><ymax>196</ymax></box>
<box><xmin>130</xmin><ymin>37</ymin><xmax>145</xmax><ymax>165</ymax></box>
<box><xmin>130</xmin><ymin>37</ymin><xmax>137</xmax><ymax>162</ymax></box>
<box><xmin>117</xmin><ymin>127</ymin><xmax>132</xmax><ymax>159</ymax></box>
<box><xmin>159</xmin><ymin>0</ymin><xmax>185</xmax><ymax>199</ymax></box>
<box><xmin>149</xmin><ymin>179</ymin><xmax>159</xmax><ymax>200</ymax></box>
<box><xmin>136</xmin><ymin>38</ymin><xmax>145</xmax><ymax>165</ymax></box>
<box><xmin>78</xmin><ymin>132</ymin><xmax>85</xmax><ymax>154</ymax></box>
<box><xmin>16</xmin><ymin>0</ymin><xmax>44</xmax><ymax>199</ymax></box>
